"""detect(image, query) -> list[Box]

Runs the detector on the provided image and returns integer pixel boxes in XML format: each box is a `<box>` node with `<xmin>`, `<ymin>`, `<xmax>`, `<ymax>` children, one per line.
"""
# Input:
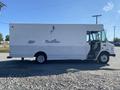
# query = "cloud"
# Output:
<box><xmin>103</xmin><ymin>2</ymin><xmax>114</xmax><ymax>12</ymax></box>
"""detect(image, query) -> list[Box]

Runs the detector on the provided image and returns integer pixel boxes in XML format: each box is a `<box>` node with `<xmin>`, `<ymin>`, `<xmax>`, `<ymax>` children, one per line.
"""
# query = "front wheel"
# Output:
<box><xmin>98</xmin><ymin>53</ymin><xmax>109</xmax><ymax>64</ymax></box>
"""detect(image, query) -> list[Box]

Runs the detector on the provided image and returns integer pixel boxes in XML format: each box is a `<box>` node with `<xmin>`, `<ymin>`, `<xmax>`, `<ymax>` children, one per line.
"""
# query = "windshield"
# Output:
<box><xmin>87</xmin><ymin>30</ymin><xmax>107</xmax><ymax>42</ymax></box>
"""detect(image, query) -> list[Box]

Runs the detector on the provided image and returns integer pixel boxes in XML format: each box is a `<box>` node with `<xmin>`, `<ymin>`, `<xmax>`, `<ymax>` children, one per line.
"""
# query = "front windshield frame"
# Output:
<box><xmin>101</xmin><ymin>30</ymin><xmax>107</xmax><ymax>42</ymax></box>
<box><xmin>87</xmin><ymin>30</ymin><xmax>107</xmax><ymax>42</ymax></box>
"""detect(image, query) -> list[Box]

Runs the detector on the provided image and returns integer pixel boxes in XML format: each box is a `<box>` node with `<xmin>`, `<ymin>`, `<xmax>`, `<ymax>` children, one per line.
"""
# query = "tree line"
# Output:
<box><xmin>114</xmin><ymin>38</ymin><xmax>120</xmax><ymax>42</ymax></box>
<box><xmin>0</xmin><ymin>33</ymin><xmax>9</xmax><ymax>42</ymax></box>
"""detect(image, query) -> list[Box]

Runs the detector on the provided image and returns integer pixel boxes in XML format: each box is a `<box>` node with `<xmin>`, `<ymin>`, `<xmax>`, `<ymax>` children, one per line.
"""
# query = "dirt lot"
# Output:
<box><xmin>0</xmin><ymin>47</ymin><xmax>120</xmax><ymax>90</ymax></box>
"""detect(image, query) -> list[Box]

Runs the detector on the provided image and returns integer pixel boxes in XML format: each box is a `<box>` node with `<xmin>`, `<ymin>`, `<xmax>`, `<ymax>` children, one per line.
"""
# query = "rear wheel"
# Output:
<box><xmin>35</xmin><ymin>53</ymin><xmax>46</xmax><ymax>64</ymax></box>
<box><xmin>98</xmin><ymin>53</ymin><xmax>109</xmax><ymax>64</ymax></box>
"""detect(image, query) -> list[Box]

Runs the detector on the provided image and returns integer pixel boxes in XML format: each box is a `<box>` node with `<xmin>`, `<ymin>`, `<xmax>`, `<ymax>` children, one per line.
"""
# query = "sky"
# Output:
<box><xmin>0</xmin><ymin>0</ymin><xmax>120</xmax><ymax>41</ymax></box>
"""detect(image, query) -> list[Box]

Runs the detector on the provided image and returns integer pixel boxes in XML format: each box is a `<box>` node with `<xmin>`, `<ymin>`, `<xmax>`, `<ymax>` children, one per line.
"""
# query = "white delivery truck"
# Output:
<box><xmin>8</xmin><ymin>24</ymin><xmax>115</xmax><ymax>64</ymax></box>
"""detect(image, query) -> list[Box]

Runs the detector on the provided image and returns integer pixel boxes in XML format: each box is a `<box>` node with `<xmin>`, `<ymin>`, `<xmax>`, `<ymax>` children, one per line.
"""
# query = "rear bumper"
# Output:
<box><xmin>109</xmin><ymin>54</ymin><xmax>116</xmax><ymax>57</ymax></box>
<box><xmin>7</xmin><ymin>56</ymin><xmax>12</xmax><ymax>59</ymax></box>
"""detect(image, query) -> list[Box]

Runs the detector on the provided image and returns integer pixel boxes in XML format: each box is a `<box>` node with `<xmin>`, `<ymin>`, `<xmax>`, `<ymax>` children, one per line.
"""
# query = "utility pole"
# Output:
<box><xmin>114</xmin><ymin>26</ymin><xmax>116</xmax><ymax>42</ymax></box>
<box><xmin>92</xmin><ymin>14</ymin><xmax>102</xmax><ymax>24</ymax></box>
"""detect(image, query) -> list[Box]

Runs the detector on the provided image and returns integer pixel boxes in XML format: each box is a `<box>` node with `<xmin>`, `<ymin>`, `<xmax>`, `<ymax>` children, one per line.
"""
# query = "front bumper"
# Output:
<box><xmin>109</xmin><ymin>54</ymin><xmax>116</xmax><ymax>57</ymax></box>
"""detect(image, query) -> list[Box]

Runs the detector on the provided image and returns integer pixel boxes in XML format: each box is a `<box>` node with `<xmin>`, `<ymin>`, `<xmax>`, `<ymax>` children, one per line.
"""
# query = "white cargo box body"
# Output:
<box><xmin>9</xmin><ymin>24</ymin><xmax>103</xmax><ymax>60</ymax></box>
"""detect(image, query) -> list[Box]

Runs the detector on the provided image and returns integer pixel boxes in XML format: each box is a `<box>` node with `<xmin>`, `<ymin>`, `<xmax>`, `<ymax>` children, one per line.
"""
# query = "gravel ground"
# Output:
<box><xmin>0</xmin><ymin>47</ymin><xmax>120</xmax><ymax>90</ymax></box>
<box><xmin>0</xmin><ymin>72</ymin><xmax>120</xmax><ymax>90</ymax></box>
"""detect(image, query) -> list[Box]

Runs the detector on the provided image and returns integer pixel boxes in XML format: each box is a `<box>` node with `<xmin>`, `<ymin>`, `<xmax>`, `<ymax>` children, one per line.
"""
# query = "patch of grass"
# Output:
<box><xmin>0</xmin><ymin>47</ymin><xmax>9</xmax><ymax>53</ymax></box>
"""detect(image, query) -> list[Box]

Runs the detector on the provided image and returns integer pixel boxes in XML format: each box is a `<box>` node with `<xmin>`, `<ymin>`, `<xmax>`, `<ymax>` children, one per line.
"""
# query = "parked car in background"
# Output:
<box><xmin>114</xmin><ymin>42</ymin><xmax>120</xmax><ymax>46</ymax></box>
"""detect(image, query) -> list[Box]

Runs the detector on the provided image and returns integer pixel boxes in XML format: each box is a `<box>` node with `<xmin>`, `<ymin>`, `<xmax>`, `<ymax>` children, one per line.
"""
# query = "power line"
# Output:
<box><xmin>113</xmin><ymin>26</ymin><xmax>116</xmax><ymax>41</ymax></box>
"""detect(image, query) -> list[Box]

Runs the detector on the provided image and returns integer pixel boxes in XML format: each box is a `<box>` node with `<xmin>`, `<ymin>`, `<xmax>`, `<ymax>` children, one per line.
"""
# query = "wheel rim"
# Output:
<box><xmin>37</xmin><ymin>55</ymin><xmax>45</xmax><ymax>63</ymax></box>
<box><xmin>100</xmin><ymin>55</ymin><xmax>108</xmax><ymax>62</ymax></box>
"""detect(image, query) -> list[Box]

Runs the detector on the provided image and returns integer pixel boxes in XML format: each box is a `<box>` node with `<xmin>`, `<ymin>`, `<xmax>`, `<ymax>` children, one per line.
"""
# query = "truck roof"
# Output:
<box><xmin>10</xmin><ymin>23</ymin><xmax>103</xmax><ymax>25</ymax></box>
<box><xmin>10</xmin><ymin>23</ymin><xmax>104</xmax><ymax>32</ymax></box>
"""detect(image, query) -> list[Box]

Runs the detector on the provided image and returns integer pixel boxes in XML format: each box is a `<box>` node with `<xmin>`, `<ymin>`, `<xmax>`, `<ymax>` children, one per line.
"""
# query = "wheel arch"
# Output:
<box><xmin>34</xmin><ymin>51</ymin><xmax>47</xmax><ymax>59</ymax></box>
<box><xmin>100</xmin><ymin>51</ymin><xmax>110</xmax><ymax>55</ymax></box>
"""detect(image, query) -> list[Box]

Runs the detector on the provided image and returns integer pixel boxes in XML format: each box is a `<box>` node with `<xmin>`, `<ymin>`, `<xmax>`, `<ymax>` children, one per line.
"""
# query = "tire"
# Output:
<box><xmin>98</xmin><ymin>52</ymin><xmax>109</xmax><ymax>64</ymax></box>
<box><xmin>35</xmin><ymin>53</ymin><xmax>46</xmax><ymax>64</ymax></box>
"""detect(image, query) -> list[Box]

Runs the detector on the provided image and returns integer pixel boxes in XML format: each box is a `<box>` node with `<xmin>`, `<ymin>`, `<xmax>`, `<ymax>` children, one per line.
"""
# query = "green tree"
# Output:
<box><xmin>5</xmin><ymin>35</ymin><xmax>9</xmax><ymax>41</ymax></box>
<box><xmin>114</xmin><ymin>38</ymin><xmax>120</xmax><ymax>42</ymax></box>
<box><xmin>0</xmin><ymin>2</ymin><xmax>6</xmax><ymax>10</ymax></box>
<box><xmin>0</xmin><ymin>2</ymin><xmax>6</xmax><ymax>44</ymax></box>
<box><xmin>0</xmin><ymin>33</ymin><xmax>3</xmax><ymax>43</ymax></box>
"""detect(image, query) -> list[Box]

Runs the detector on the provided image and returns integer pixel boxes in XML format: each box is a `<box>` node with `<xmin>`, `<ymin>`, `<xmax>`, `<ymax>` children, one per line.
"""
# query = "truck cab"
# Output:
<box><xmin>87</xmin><ymin>30</ymin><xmax>115</xmax><ymax>63</ymax></box>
